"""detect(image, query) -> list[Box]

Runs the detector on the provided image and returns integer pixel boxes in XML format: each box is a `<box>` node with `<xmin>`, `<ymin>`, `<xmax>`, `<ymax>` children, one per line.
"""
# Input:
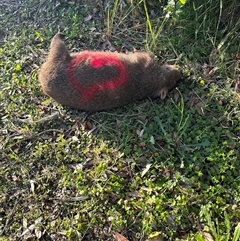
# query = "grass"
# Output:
<box><xmin>0</xmin><ymin>0</ymin><xmax>240</xmax><ymax>240</ymax></box>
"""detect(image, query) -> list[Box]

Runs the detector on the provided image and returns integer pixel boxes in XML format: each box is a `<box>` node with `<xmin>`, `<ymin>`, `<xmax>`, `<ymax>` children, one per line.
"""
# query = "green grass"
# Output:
<box><xmin>0</xmin><ymin>0</ymin><xmax>240</xmax><ymax>240</ymax></box>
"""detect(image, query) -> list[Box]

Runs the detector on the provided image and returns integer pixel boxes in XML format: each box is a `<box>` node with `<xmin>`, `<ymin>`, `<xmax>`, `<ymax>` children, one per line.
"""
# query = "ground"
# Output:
<box><xmin>0</xmin><ymin>0</ymin><xmax>240</xmax><ymax>240</ymax></box>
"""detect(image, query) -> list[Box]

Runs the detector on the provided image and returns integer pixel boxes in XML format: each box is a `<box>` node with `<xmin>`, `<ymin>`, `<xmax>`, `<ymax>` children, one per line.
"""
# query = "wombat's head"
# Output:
<box><xmin>158</xmin><ymin>64</ymin><xmax>182</xmax><ymax>99</ymax></box>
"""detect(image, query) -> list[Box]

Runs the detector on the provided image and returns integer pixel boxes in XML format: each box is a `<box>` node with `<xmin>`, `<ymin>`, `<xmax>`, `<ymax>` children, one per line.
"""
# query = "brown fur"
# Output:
<box><xmin>39</xmin><ymin>33</ymin><xmax>182</xmax><ymax>111</ymax></box>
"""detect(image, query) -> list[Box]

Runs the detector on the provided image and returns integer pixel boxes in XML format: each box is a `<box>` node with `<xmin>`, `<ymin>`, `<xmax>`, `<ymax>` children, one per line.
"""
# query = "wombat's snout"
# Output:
<box><xmin>174</xmin><ymin>65</ymin><xmax>183</xmax><ymax>79</ymax></box>
<box><xmin>162</xmin><ymin>64</ymin><xmax>183</xmax><ymax>83</ymax></box>
<box><xmin>170</xmin><ymin>65</ymin><xmax>183</xmax><ymax>79</ymax></box>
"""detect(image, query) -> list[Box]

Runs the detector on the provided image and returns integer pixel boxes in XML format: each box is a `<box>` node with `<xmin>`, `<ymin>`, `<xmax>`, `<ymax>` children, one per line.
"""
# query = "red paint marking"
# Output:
<box><xmin>67</xmin><ymin>51</ymin><xmax>128</xmax><ymax>101</ymax></box>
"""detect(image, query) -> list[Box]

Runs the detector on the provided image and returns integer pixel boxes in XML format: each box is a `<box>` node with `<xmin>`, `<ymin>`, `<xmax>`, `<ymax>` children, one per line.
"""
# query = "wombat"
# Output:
<box><xmin>39</xmin><ymin>33</ymin><xmax>182</xmax><ymax>111</ymax></box>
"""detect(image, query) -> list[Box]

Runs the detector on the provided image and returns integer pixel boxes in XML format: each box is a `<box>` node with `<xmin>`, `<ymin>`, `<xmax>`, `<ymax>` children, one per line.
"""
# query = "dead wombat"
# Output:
<box><xmin>39</xmin><ymin>33</ymin><xmax>182</xmax><ymax>111</ymax></box>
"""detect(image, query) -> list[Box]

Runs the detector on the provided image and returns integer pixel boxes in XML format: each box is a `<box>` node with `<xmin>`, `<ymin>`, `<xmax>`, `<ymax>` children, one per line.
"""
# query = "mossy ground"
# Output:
<box><xmin>0</xmin><ymin>1</ymin><xmax>239</xmax><ymax>240</ymax></box>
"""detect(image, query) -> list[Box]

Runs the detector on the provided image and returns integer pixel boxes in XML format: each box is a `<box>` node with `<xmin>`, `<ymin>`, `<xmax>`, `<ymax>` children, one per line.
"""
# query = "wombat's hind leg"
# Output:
<box><xmin>48</xmin><ymin>33</ymin><xmax>70</xmax><ymax>61</ymax></box>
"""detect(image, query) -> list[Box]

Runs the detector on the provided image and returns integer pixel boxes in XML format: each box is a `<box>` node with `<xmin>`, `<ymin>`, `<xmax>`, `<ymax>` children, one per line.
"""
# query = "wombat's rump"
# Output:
<box><xmin>39</xmin><ymin>33</ymin><xmax>182</xmax><ymax>111</ymax></box>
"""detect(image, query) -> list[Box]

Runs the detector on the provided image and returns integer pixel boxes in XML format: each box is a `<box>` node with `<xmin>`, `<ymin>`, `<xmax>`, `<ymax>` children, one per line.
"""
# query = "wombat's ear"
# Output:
<box><xmin>160</xmin><ymin>88</ymin><xmax>168</xmax><ymax>99</ymax></box>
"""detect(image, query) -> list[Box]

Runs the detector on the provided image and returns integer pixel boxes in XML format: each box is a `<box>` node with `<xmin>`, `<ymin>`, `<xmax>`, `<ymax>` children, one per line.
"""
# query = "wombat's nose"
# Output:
<box><xmin>179</xmin><ymin>69</ymin><xmax>183</xmax><ymax>79</ymax></box>
<box><xmin>172</xmin><ymin>65</ymin><xmax>183</xmax><ymax>79</ymax></box>
<box><xmin>172</xmin><ymin>65</ymin><xmax>181</xmax><ymax>71</ymax></box>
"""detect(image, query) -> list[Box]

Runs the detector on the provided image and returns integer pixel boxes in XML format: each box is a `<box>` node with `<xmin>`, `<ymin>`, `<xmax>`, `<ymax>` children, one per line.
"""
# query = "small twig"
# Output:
<box><xmin>34</xmin><ymin>0</ymin><xmax>48</xmax><ymax>24</ymax></box>
<box><xmin>0</xmin><ymin>2</ymin><xmax>23</xmax><ymax>7</ymax></box>
<box><xmin>36</xmin><ymin>129</ymin><xmax>63</xmax><ymax>137</ymax></box>
<box><xmin>49</xmin><ymin>196</ymin><xmax>89</xmax><ymax>202</ymax></box>
<box><xmin>0</xmin><ymin>198</ymin><xmax>19</xmax><ymax>236</ymax></box>
<box><xmin>13</xmin><ymin>112</ymin><xmax>60</xmax><ymax>125</ymax></box>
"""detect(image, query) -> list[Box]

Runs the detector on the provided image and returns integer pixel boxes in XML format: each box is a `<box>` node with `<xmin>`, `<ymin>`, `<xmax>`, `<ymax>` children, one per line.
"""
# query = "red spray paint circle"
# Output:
<box><xmin>67</xmin><ymin>51</ymin><xmax>129</xmax><ymax>101</ymax></box>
